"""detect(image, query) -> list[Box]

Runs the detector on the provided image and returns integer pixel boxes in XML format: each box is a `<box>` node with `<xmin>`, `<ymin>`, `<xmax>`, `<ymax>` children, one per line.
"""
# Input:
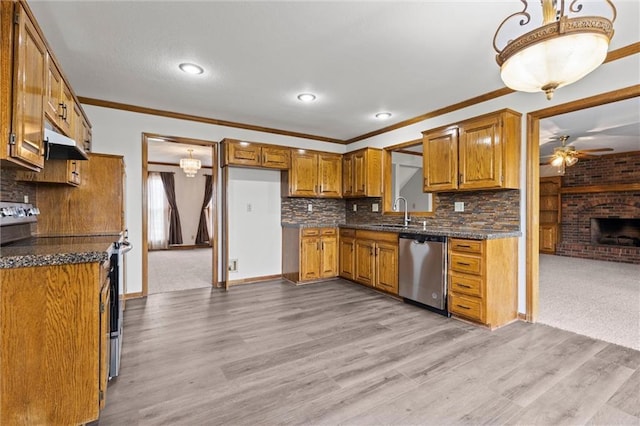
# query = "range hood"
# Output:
<box><xmin>44</xmin><ymin>128</ymin><xmax>88</xmax><ymax>160</ymax></box>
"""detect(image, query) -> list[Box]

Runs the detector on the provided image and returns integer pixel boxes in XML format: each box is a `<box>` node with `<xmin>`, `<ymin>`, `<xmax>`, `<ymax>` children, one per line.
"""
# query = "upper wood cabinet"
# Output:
<box><xmin>422</xmin><ymin>109</ymin><xmax>521</xmax><ymax>192</ymax></box>
<box><xmin>1</xmin><ymin>2</ymin><xmax>47</xmax><ymax>170</ymax></box>
<box><xmin>342</xmin><ymin>148</ymin><xmax>382</xmax><ymax>197</ymax></box>
<box><xmin>221</xmin><ymin>139</ymin><xmax>290</xmax><ymax>169</ymax></box>
<box><xmin>16</xmin><ymin>157</ymin><xmax>82</xmax><ymax>186</ymax></box>
<box><xmin>45</xmin><ymin>57</ymin><xmax>72</xmax><ymax>134</ymax></box>
<box><xmin>287</xmin><ymin>150</ymin><xmax>342</xmax><ymax>198</ymax></box>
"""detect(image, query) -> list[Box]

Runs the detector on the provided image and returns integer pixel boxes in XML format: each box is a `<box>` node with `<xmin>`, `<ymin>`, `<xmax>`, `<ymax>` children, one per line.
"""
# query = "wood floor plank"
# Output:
<box><xmin>98</xmin><ymin>279</ymin><xmax>640</xmax><ymax>425</ymax></box>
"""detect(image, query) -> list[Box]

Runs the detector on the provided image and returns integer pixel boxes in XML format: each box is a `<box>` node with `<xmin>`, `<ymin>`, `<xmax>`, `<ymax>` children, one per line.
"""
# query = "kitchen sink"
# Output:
<box><xmin>370</xmin><ymin>223</ymin><xmax>410</xmax><ymax>229</ymax></box>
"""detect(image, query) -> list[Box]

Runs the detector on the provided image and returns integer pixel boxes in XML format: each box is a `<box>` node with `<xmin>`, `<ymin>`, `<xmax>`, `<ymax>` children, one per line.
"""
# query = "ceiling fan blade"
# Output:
<box><xmin>575</xmin><ymin>153</ymin><xmax>599</xmax><ymax>159</ymax></box>
<box><xmin>577</xmin><ymin>148</ymin><xmax>614</xmax><ymax>153</ymax></box>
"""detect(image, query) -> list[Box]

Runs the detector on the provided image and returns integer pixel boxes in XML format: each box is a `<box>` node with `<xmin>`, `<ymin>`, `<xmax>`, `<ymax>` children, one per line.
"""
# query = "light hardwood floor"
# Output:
<box><xmin>100</xmin><ymin>279</ymin><xmax>640</xmax><ymax>425</ymax></box>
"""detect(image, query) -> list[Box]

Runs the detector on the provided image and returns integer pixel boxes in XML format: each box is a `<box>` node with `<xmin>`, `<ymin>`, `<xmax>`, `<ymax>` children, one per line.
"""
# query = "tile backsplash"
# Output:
<box><xmin>0</xmin><ymin>167</ymin><xmax>36</xmax><ymax>203</ymax></box>
<box><xmin>281</xmin><ymin>197</ymin><xmax>346</xmax><ymax>225</ymax></box>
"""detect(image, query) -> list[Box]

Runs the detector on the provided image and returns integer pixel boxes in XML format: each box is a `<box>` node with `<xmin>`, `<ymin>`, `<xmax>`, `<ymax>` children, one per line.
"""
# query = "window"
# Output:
<box><xmin>148</xmin><ymin>172</ymin><xmax>169</xmax><ymax>249</ymax></box>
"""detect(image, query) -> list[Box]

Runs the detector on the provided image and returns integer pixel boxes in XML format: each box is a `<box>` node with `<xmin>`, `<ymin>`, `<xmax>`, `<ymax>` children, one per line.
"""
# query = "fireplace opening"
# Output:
<box><xmin>591</xmin><ymin>218</ymin><xmax>640</xmax><ymax>247</ymax></box>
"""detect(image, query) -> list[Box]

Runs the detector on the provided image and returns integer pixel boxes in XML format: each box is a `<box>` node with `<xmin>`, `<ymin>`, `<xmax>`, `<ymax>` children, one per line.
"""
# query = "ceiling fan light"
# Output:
<box><xmin>565</xmin><ymin>155</ymin><xmax>579</xmax><ymax>167</ymax></box>
<box><xmin>550</xmin><ymin>155</ymin><xmax>565</xmax><ymax>167</ymax></box>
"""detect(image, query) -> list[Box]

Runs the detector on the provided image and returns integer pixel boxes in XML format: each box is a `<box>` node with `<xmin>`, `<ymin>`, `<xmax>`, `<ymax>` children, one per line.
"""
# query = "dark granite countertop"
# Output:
<box><xmin>0</xmin><ymin>235</ymin><xmax>120</xmax><ymax>269</ymax></box>
<box><xmin>282</xmin><ymin>222</ymin><xmax>521</xmax><ymax>240</ymax></box>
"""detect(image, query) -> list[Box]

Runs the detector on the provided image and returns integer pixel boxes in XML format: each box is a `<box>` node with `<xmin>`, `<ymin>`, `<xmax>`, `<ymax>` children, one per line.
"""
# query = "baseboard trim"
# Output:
<box><xmin>165</xmin><ymin>244</ymin><xmax>212</xmax><ymax>250</ymax></box>
<box><xmin>124</xmin><ymin>292</ymin><xmax>143</xmax><ymax>300</ymax></box>
<box><xmin>227</xmin><ymin>274</ymin><xmax>283</xmax><ymax>286</ymax></box>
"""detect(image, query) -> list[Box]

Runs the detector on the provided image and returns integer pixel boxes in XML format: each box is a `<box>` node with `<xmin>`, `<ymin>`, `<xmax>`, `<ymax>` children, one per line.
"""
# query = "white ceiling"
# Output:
<box><xmin>28</xmin><ymin>0</ymin><xmax>640</xmax><ymax>146</ymax></box>
<box><xmin>147</xmin><ymin>139</ymin><xmax>214</xmax><ymax>168</ymax></box>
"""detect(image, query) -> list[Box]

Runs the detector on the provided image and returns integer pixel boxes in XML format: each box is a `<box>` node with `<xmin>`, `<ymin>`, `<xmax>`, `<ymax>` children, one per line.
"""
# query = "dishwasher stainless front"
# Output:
<box><xmin>398</xmin><ymin>233</ymin><xmax>448</xmax><ymax>316</ymax></box>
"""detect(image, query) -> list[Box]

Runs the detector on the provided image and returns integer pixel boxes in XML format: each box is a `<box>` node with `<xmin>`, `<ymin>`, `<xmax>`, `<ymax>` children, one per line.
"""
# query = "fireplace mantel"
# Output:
<box><xmin>561</xmin><ymin>183</ymin><xmax>640</xmax><ymax>194</ymax></box>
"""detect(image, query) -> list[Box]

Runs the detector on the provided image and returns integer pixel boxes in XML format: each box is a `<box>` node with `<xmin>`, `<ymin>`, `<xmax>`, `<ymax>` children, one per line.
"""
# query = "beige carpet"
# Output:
<box><xmin>148</xmin><ymin>248</ymin><xmax>213</xmax><ymax>294</ymax></box>
<box><xmin>539</xmin><ymin>254</ymin><xmax>640</xmax><ymax>350</ymax></box>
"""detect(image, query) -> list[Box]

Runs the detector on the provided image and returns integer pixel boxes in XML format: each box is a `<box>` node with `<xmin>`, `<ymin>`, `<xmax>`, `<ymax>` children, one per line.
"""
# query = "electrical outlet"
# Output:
<box><xmin>372</xmin><ymin>203</ymin><xmax>379</xmax><ymax>212</ymax></box>
<box><xmin>454</xmin><ymin>202</ymin><xmax>465</xmax><ymax>212</ymax></box>
<box><xmin>23</xmin><ymin>195</ymin><xmax>29</xmax><ymax>203</ymax></box>
<box><xmin>353</xmin><ymin>204</ymin><xmax>357</xmax><ymax>212</ymax></box>
<box><xmin>307</xmin><ymin>204</ymin><xmax>313</xmax><ymax>212</ymax></box>
<box><xmin>229</xmin><ymin>259</ymin><xmax>238</xmax><ymax>272</ymax></box>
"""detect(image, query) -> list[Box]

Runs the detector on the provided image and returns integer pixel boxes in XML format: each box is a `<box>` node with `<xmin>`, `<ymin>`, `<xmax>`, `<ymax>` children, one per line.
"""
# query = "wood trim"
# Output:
<box><xmin>123</xmin><ymin>292</ymin><xmax>143</xmax><ymax>300</ymax></box>
<box><xmin>525</xmin><ymin>86</ymin><xmax>640</xmax><ymax>323</ymax></box>
<box><xmin>560</xmin><ymin>183</ymin><xmax>640</xmax><ymax>194</ymax></box>
<box><xmin>222</xmin><ymin>165</ymin><xmax>229</xmax><ymax>290</ymax></box>
<box><xmin>141</xmin><ymin>133</ymin><xmax>219</xmax><ymax>296</ymax></box>
<box><xmin>227</xmin><ymin>274</ymin><xmax>283</xmax><ymax>286</ymax></box>
<box><xmin>345</xmin><ymin>88</ymin><xmax>514</xmax><ymax>144</ymax></box>
<box><xmin>78</xmin><ymin>97</ymin><xmax>343</xmax><ymax>144</ymax></box>
<box><xmin>517</xmin><ymin>312</ymin><xmax>527</xmax><ymax>321</ymax></box>
<box><xmin>148</xmin><ymin>161</ymin><xmax>213</xmax><ymax>169</ymax></box>
<box><xmin>603</xmin><ymin>42</ymin><xmax>640</xmax><ymax>64</ymax></box>
<box><xmin>161</xmin><ymin>244</ymin><xmax>212</xmax><ymax>250</ymax></box>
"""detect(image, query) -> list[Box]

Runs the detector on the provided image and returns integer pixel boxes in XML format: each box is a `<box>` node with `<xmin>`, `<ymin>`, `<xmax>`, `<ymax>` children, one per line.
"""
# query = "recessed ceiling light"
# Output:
<box><xmin>297</xmin><ymin>93</ymin><xmax>316</xmax><ymax>102</ymax></box>
<box><xmin>375</xmin><ymin>112</ymin><xmax>392</xmax><ymax>120</ymax></box>
<box><xmin>179</xmin><ymin>63</ymin><xmax>204</xmax><ymax>75</ymax></box>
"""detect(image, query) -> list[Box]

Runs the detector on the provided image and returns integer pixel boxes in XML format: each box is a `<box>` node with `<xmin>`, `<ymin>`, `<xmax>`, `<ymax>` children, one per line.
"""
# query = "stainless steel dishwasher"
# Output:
<box><xmin>398</xmin><ymin>233</ymin><xmax>448</xmax><ymax>316</ymax></box>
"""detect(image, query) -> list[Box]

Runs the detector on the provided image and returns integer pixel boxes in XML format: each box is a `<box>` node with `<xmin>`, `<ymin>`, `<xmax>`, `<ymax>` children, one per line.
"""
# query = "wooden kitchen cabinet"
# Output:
<box><xmin>539</xmin><ymin>176</ymin><xmax>561</xmax><ymax>254</ymax></box>
<box><xmin>0</xmin><ymin>260</ymin><xmax>111</xmax><ymax>424</ymax></box>
<box><xmin>16</xmin><ymin>157</ymin><xmax>82</xmax><ymax>185</ymax></box>
<box><xmin>99</xmin><ymin>259</ymin><xmax>111</xmax><ymax>410</ymax></box>
<box><xmin>342</xmin><ymin>148</ymin><xmax>382</xmax><ymax>197</ymax></box>
<box><xmin>221</xmin><ymin>139</ymin><xmax>290</xmax><ymax>169</ymax></box>
<box><xmin>448</xmin><ymin>237</ymin><xmax>518</xmax><ymax>329</ymax></box>
<box><xmin>339</xmin><ymin>228</ymin><xmax>356</xmax><ymax>280</ymax></box>
<box><xmin>34</xmin><ymin>153</ymin><xmax>125</xmax><ymax>235</ymax></box>
<box><xmin>353</xmin><ymin>229</ymin><xmax>399</xmax><ymax>295</ymax></box>
<box><xmin>286</xmin><ymin>150</ymin><xmax>342</xmax><ymax>198</ymax></box>
<box><xmin>0</xmin><ymin>2</ymin><xmax>47</xmax><ymax>170</ymax></box>
<box><xmin>45</xmin><ymin>57</ymin><xmax>73</xmax><ymax>135</ymax></box>
<box><xmin>422</xmin><ymin>109</ymin><xmax>521</xmax><ymax>192</ymax></box>
<box><xmin>282</xmin><ymin>227</ymin><xmax>338</xmax><ymax>283</ymax></box>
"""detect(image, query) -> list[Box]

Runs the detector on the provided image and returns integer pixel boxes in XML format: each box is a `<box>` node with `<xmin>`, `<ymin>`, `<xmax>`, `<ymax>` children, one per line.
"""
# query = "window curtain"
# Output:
<box><xmin>160</xmin><ymin>172</ymin><xmax>183</xmax><ymax>245</ymax></box>
<box><xmin>147</xmin><ymin>172</ymin><xmax>169</xmax><ymax>250</ymax></box>
<box><xmin>195</xmin><ymin>174</ymin><xmax>213</xmax><ymax>245</ymax></box>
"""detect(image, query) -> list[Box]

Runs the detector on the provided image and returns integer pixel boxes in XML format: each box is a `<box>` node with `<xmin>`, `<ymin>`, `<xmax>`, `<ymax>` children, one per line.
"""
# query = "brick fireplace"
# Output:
<box><xmin>555</xmin><ymin>151</ymin><xmax>640</xmax><ymax>264</ymax></box>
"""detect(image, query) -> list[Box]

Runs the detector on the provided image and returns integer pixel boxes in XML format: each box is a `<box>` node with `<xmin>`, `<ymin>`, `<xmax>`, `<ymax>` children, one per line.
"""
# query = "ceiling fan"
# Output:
<box><xmin>540</xmin><ymin>135</ymin><xmax>613</xmax><ymax>168</ymax></box>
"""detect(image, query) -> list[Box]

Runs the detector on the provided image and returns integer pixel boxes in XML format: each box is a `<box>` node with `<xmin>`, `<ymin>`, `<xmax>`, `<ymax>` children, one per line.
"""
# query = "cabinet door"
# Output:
<box><xmin>321</xmin><ymin>235</ymin><xmax>338</xmax><ymax>278</ymax></box>
<box><xmin>45</xmin><ymin>57</ymin><xmax>64</xmax><ymax>125</ymax></box>
<box><xmin>352</xmin><ymin>150</ymin><xmax>366</xmax><ymax>196</ymax></box>
<box><xmin>289</xmin><ymin>151</ymin><xmax>318</xmax><ymax>196</ymax></box>
<box><xmin>11</xmin><ymin>4</ymin><xmax>46</xmax><ymax>169</ymax></box>
<box><xmin>226</xmin><ymin>141</ymin><xmax>261</xmax><ymax>167</ymax></box>
<box><xmin>318</xmin><ymin>153</ymin><xmax>342</xmax><ymax>197</ymax></box>
<box><xmin>539</xmin><ymin>224</ymin><xmax>557</xmax><ymax>254</ymax></box>
<box><xmin>458</xmin><ymin>115</ymin><xmax>502</xmax><ymax>190</ymax></box>
<box><xmin>261</xmin><ymin>146</ymin><xmax>290</xmax><ymax>169</ymax></box>
<box><xmin>339</xmin><ymin>237</ymin><xmax>355</xmax><ymax>280</ymax></box>
<box><xmin>300</xmin><ymin>236</ymin><xmax>321</xmax><ymax>281</ymax></box>
<box><xmin>423</xmin><ymin>127</ymin><xmax>458</xmax><ymax>191</ymax></box>
<box><xmin>376</xmin><ymin>242</ymin><xmax>398</xmax><ymax>294</ymax></box>
<box><xmin>342</xmin><ymin>154</ymin><xmax>353</xmax><ymax>196</ymax></box>
<box><xmin>58</xmin><ymin>81</ymin><xmax>73</xmax><ymax>135</ymax></box>
<box><xmin>354</xmin><ymin>239</ymin><xmax>375</xmax><ymax>286</ymax></box>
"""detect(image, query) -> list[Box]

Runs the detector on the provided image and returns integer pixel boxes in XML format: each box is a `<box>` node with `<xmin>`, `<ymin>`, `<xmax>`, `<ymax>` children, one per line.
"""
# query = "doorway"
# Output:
<box><xmin>525</xmin><ymin>85</ymin><xmax>639</xmax><ymax>333</ymax></box>
<box><xmin>141</xmin><ymin>133</ymin><xmax>219</xmax><ymax>296</ymax></box>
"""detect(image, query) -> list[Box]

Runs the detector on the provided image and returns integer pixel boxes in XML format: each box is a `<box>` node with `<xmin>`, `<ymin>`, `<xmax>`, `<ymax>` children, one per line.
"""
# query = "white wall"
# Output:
<box><xmin>148</xmin><ymin>163</ymin><xmax>212</xmax><ymax>245</ymax></box>
<box><xmin>84</xmin><ymin>105</ymin><xmax>346</xmax><ymax>294</ymax></box>
<box><xmin>228</xmin><ymin>168</ymin><xmax>282</xmax><ymax>280</ymax></box>
<box><xmin>347</xmin><ymin>55</ymin><xmax>640</xmax><ymax>314</ymax></box>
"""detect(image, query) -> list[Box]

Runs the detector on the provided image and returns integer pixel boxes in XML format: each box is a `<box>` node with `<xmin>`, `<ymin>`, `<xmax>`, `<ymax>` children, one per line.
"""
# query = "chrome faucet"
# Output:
<box><xmin>393</xmin><ymin>196</ymin><xmax>411</xmax><ymax>227</ymax></box>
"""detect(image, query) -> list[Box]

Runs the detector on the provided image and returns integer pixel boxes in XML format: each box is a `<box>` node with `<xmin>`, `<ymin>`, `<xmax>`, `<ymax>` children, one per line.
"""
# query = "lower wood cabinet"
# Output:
<box><xmin>0</xmin><ymin>260</ymin><xmax>111</xmax><ymax>424</ymax></box>
<box><xmin>448</xmin><ymin>237</ymin><xmax>518</xmax><ymax>329</ymax></box>
<box><xmin>539</xmin><ymin>224</ymin><xmax>558</xmax><ymax>253</ymax></box>
<box><xmin>282</xmin><ymin>226</ymin><xmax>338</xmax><ymax>283</ymax></box>
<box><xmin>342</xmin><ymin>228</ymin><xmax>399</xmax><ymax>295</ymax></box>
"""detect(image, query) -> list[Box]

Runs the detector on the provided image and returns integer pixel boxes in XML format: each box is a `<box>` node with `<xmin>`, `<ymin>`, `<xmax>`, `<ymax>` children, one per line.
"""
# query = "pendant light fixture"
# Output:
<box><xmin>180</xmin><ymin>149</ymin><xmax>201</xmax><ymax>177</ymax></box>
<box><xmin>493</xmin><ymin>0</ymin><xmax>616</xmax><ymax>100</ymax></box>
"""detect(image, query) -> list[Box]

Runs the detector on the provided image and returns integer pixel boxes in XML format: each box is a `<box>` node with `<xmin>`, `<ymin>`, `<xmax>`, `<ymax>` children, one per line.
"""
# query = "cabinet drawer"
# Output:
<box><xmin>450</xmin><ymin>238</ymin><xmax>483</xmax><ymax>254</ymax></box>
<box><xmin>449</xmin><ymin>293</ymin><xmax>483</xmax><ymax>322</ymax></box>
<box><xmin>321</xmin><ymin>228</ymin><xmax>336</xmax><ymax>236</ymax></box>
<box><xmin>449</xmin><ymin>272</ymin><xmax>482</xmax><ymax>297</ymax></box>
<box><xmin>450</xmin><ymin>254</ymin><xmax>482</xmax><ymax>275</ymax></box>
<box><xmin>301</xmin><ymin>228</ymin><xmax>320</xmax><ymax>237</ymax></box>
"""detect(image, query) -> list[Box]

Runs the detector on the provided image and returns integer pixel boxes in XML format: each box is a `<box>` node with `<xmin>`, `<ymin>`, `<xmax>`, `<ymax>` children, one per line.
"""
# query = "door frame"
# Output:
<box><xmin>141</xmin><ymin>132</ymin><xmax>219</xmax><ymax>296</ymax></box>
<box><xmin>524</xmin><ymin>85</ymin><xmax>639</xmax><ymax>321</ymax></box>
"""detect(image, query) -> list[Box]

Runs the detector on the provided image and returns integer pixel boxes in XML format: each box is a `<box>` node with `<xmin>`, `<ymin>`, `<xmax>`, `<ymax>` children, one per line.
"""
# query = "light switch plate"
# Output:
<box><xmin>246</xmin><ymin>203</ymin><xmax>252</xmax><ymax>212</ymax></box>
<box><xmin>372</xmin><ymin>203</ymin><xmax>379</xmax><ymax>212</ymax></box>
<box><xmin>454</xmin><ymin>202</ymin><xmax>464</xmax><ymax>212</ymax></box>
